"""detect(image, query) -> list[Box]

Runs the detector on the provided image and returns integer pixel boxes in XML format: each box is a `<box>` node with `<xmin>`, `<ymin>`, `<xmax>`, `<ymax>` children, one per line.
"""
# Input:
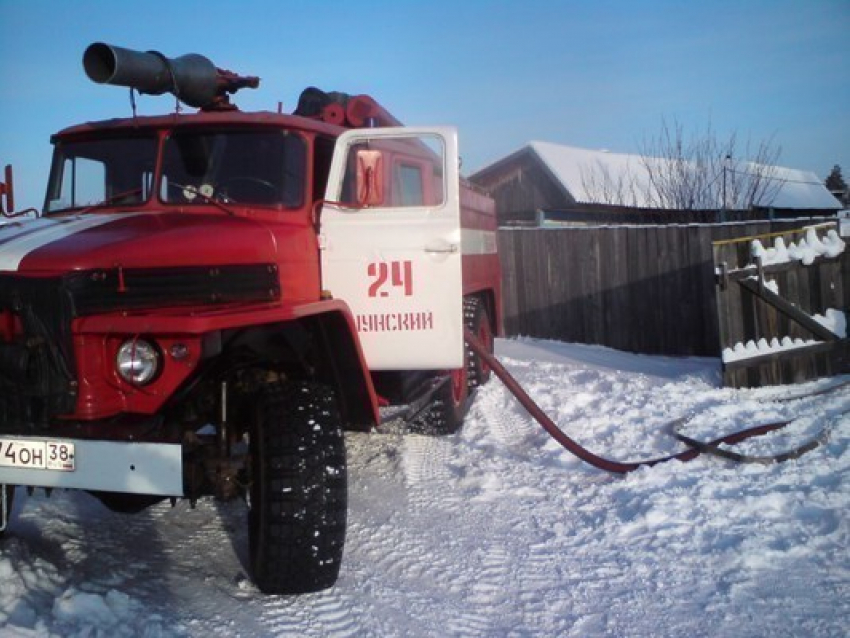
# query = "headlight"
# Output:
<box><xmin>116</xmin><ymin>339</ymin><xmax>160</xmax><ymax>385</ymax></box>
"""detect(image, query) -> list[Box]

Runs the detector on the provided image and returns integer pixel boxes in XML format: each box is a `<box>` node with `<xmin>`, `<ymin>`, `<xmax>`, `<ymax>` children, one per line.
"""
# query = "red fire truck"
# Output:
<box><xmin>0</xmin><ymin>43</ymin><xmax>501</xmax><ymax>594</ymax></box>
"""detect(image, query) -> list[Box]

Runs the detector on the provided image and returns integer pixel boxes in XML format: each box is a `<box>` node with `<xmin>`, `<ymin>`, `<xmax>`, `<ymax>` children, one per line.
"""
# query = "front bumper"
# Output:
<box><xmin>0</xmin><ymin>436</ymin><xmax>183</xmax><ymax>496</ymax></box>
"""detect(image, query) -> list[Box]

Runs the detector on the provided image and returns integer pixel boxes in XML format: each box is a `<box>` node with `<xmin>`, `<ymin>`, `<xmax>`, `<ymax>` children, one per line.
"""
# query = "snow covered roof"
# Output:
<box><xmin>520</xmin><ymin>141</ymin><xmax>842</xmax><ymax>210</ymax></box>
<box><xmin>765</xmin><ymin>165</ymin><xmax>847</xmax><ymax>209</ymax></box>
<box><xmin>530</xmin><ymin>141</ymin><xmax>651</xmax><ymax>207</ymax></box>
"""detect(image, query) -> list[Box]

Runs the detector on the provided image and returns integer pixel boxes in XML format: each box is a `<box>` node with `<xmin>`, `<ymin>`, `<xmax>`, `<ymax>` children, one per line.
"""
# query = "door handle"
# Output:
<box><xmin>424</xmin><ymin>240</ymin><xmax>458</xmax><ymax>254</ymax></box>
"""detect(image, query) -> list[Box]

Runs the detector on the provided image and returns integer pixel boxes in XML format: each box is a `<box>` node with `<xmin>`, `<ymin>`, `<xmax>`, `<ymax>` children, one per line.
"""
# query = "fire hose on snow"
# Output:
<box><xmin>463</xmin><ymin>329</ymin><xmax>849</xmax><ymax>474</ymax></box>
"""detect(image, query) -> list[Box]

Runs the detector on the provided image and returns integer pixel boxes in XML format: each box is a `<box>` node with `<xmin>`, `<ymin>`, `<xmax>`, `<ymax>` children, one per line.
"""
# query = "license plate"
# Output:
<box><xmin>0</xmin><ymin>438</ymin><xmax>76</xmax><ymax>472</ymax></box>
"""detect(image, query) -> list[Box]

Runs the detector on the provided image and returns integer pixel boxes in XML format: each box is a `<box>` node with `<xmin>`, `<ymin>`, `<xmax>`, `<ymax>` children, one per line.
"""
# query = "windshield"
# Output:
<box><xmin>44</xmin><ymin>128</ymin><xmax>308</xmax><ymax>214</ymax></box>
<box><xmin>45</xmin><ymin>135</ymin><xmax>157</xmax><ymax>213</ymax></box>
<box><xmin>161</xmin><ymin>129</ymin><xmax>306</xmax><ymax>207</ymax></box>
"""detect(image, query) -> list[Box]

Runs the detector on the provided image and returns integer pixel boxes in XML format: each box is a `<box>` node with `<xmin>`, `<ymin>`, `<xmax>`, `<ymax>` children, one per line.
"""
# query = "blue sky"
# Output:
<box><xmin>1</xmin><ymin>0</ymin><xmax>848</xmax><ymax>210</ymax></box>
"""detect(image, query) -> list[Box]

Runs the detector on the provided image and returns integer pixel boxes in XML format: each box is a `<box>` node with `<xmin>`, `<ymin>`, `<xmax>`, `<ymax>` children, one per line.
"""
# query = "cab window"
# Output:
<box><xmin>44</xmin><ymin>135</ymin><xmax>156</xmax><ymax>213</ymax></box>
<box><xmin>338</xmin><ymin>134</ymin><xmax>445</xmax><ymax>209</ymax></box>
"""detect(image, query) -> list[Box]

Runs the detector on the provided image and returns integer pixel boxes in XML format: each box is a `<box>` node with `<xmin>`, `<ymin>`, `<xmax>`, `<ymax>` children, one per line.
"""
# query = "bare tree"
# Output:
<box><xmin>640</xmin><ymin>118</ymin><xmax>785</xmax><ymax>211</ymax></box>
<box><xmin>712</xmin><ymin>131</ymin><xmax>784</xmax><ymax>211</ymax></box>
<box><xmin>580</xmin><ymin>118</ymin><xmax>785</xmax><ymax>211</ymax></box>
<box><xmin>639</xmin><ymin>118</ymin><xmax>717</xmax><ymax>209</ymax></box>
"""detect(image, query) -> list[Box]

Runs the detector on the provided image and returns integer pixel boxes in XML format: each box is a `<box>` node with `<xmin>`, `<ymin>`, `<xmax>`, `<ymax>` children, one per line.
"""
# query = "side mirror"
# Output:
<box><xmin>355</xmin><ymin>150</ymin><xmax>384</xmax><ymax>207</ymax></box>
<box><xmin>0</xmin><ymin>165</ymin><xmax>15</xmax><ymax>215</ymax></box>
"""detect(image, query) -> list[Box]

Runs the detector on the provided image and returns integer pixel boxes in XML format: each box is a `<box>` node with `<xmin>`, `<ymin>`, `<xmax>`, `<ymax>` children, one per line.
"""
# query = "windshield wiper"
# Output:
<box><xmin>75</xmin><ymin>187</ymin><xmax>144</xmax><ymax>215</ymax></box>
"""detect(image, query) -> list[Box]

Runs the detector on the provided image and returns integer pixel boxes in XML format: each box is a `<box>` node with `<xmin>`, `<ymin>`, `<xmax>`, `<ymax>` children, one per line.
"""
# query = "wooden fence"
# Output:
<box><xmin>496</xmin><ymin>219</ymin><xmax>846</xmax><ymax>361</ymax></box>
<box><xmin>713</xmin><ymin>224</ymin><xmax>849</xmax><ymax>387</ymax></box>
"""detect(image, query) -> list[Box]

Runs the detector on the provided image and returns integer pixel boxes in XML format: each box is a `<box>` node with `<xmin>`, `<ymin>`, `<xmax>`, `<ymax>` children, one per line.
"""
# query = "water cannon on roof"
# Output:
<box><xmin>83</xmin><ymin>42</ymin><xmax>259</xmax><ymax>111</ymax></box>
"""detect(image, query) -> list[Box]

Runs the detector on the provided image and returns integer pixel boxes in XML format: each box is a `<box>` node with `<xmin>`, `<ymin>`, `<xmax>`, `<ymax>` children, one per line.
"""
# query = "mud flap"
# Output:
<box><xmin>0</xmin><ymin>485</ymin><xmax>11</xmax><ymax>533</ymax></box>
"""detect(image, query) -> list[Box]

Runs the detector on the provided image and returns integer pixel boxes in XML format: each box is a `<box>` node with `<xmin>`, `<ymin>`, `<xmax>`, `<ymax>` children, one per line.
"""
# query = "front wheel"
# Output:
<box><xmin>249</xmin><ymin>382</ymin><xmax>347</xmax><ymax>594</ymax></box>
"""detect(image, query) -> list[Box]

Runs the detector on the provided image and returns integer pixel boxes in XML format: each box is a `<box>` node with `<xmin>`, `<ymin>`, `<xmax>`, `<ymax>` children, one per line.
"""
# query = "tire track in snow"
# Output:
<box><xmin>473</xmin><ymin>383</ymin><xmax>540</xmax><ymax>450</ymax></box>
<box><xmin>445</xmin><ymin>543</ymin><xmax>515</xmax><ymax>636</ymax></box>
<box><xmin>261</xmin><ymin>591</ymin><xmax>365</xmax><ymax>637</ymax></box>
<box><xmin>401</xmin><ymin>434</ymin><xmax>457</xmax><ymax>485</ymax></box>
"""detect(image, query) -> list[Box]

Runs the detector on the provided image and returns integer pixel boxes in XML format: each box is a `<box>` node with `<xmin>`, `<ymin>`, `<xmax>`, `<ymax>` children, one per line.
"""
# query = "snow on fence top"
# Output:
<box><xmin>751</xmin><ymin>227</ymin><xmax>846</xmax><ymax>266</ymax></box>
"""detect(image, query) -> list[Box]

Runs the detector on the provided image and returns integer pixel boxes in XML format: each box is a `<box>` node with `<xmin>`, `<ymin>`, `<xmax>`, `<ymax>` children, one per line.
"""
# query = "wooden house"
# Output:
<box><xmin>469</xmin><ymin>142</ymin><xmax>843</xmax><ymax>225</ymax></box>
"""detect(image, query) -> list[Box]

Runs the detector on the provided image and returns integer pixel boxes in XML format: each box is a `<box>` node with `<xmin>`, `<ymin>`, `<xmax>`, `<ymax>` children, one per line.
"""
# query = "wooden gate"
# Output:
<box><xmin>713</xmin><ymin>221</ymin><xmax>849</xmax><ymax>388</ymax></box>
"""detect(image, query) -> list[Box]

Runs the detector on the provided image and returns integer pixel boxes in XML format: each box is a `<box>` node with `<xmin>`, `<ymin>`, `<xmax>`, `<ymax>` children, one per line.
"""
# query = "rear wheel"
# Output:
<box><xmin>249</xmin><ymin>382</ymin><xmax>347</xmax><ymax>594</ymax></box>
<box><xmin>412</xmin><ymin>297</ymin><xmax>492</xmax><ymax>436</ymax></box>
<box><xmin>422</xmin><ymin>364</ymin><xmax>470</xmax><ymax>435</ymax></box>
<box><xmin>414</xmin><ymin>338</ymin><xmax>471</xmax><ymax>437</ymax></box>
<box><xmin>465</xmin><ymin>297</ymin><xmax>493</xmax><ymax>390</ymax></box>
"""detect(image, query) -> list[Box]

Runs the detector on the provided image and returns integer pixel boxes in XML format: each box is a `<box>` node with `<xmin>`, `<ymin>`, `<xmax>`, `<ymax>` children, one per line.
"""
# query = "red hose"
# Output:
<box><xmin>464</xmin><ymin>329</ymin><xmax>797</xmax><ymax>474</ymax></box>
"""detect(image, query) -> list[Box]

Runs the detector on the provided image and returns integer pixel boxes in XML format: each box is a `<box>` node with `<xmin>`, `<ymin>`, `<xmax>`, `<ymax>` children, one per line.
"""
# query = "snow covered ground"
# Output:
<box><xmin>1</xmin><ymin>337</ymin><xmax>848</xmax><ymax>637</ymax></box>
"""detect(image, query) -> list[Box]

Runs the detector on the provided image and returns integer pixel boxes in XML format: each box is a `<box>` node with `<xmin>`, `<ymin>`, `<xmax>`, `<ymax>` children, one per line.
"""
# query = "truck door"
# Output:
<box><xmin>320</xmin><ymin>127</ymin><xmax>463</xmax><ymax>370</ymax></box>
